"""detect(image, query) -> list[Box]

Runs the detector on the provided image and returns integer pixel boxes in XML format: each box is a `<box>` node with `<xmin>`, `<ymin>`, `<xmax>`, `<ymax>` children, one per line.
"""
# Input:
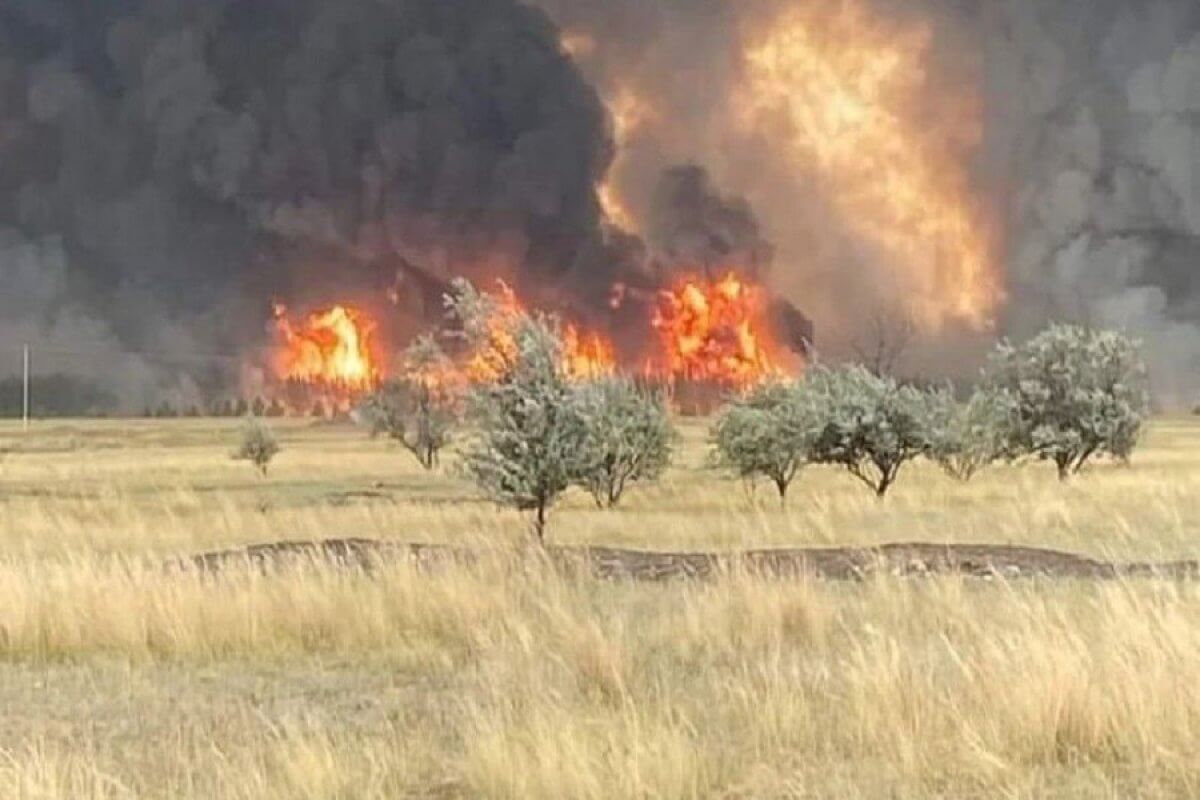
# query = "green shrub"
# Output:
<box><xmin>232</xmin><ymin>416</ymin><xmax>280</xmax><ymax>477</ymax></box>
<box><xmin>711</xmin><ymin>381</ymin><xmax>816</xmax><ymax>501</ymax></box>
<box><xmin>454</xmin><ymin>284</ymin><xmax>590</xmax><ymax>541</ymax></box>
<box><xmin>983</xmin><ymin>324</ymin><xmax>1149</xmax><ymax>479</ymax></box>
<box><xmin>802</xmin><ymin>365</ymin><xmax>938</xmax><ymax>498</ymax></box>
<box><xmin>362</xmin><ymin>337</ymin><xmax>459</xmax><ymax>470</ymax></box>
<box><xmin>575</xmin><ymin>377</ymin><xmax>674</xmax><ymax>508</ymax></box>
<box><xmin>926</xmin><ymin>386</ymin><xmax>1015</xmax><ymax>482</ymax></box>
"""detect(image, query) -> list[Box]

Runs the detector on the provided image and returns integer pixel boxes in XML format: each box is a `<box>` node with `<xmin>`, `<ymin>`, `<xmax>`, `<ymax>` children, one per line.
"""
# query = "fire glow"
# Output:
<box><xmin>463</xmin><ymin>282</ymin><xmax>616</xmax><ymax>384</ymax></box>
<box><xmin>271</xmin><ymin>304</ymin><xmax>381</xmax><ymax>393</ymax></box>
<box><xmin>265</xmin><ymin>274</ymin><xmax>788</xmax><ymax>413</ymax></box>
<box><xmin>741</xmin><ymin>0</ymin><xmax>1001</xmax><ymax>330</ymax></box>
<box><xmin>652</xmin><ymin>274</ymin><xmax>783</xmax><ymax>387</ymax></box>
<box><xmin>598</xmin><ymin>88</ymin><xmax>652</xmax><ymax>231</ymax></box>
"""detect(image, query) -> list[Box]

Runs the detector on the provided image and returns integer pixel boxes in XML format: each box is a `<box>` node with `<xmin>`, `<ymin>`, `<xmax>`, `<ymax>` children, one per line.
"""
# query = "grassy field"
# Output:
<box><xmin>1</xmin><ymin>417</ymin><xmax>1200</xmax><ymax>797</ymax></box>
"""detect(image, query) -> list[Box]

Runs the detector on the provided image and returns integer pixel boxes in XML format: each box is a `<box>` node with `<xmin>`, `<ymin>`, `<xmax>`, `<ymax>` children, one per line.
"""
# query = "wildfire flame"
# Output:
<box><xmin>598</xmin><ymin>88</ymin><xmax>652</xmax><ymax>231</ymax></box>
<box><xmin>741</xmin><ymin>0</ymin><xmax>1001</xmax><ymax>330</ymax></box>
<box><xmin>264</xmin><ymin>274</ymin><xmax>784</xmax><ymax>414</ymax></box>
<box><xmin>463</xmin><ymin>282</ymin><xmax>616</xmax><ymax>384</ymax></box>
<box><xmin>271</xmin><ymin>304</ymin><xmax>381</xmax><ymax>393</ymax></box>
<box><xmin>651</xmin><ymin>273</ymin><xmax>784</xmax><ymax>387</ymax></box>
<box><xmin>563</xmin><ymin>324</ymin><xmax>616</xmax><ymax>381</ymax></box>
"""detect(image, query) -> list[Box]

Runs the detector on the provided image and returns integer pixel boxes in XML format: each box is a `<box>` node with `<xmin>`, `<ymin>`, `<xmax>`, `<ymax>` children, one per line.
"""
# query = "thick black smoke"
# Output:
<box><xmin>648</xmin><ymin>164</ymin><xmax>774</xmax><ymax>281</ymax></box>
<box><xmin>9</xmin><ymin>0</ymin><xmax>1200</xmax><ymax>407</ymax></box>
<box><xmin>0</xmin><ymin>0</ymin><xmax>621</xmax><ymax>407</ymax></box>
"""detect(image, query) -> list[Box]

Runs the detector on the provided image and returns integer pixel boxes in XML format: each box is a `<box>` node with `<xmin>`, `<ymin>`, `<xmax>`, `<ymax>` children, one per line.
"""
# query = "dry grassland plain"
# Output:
<box><xmin>1</xmin><ymin>417</ymin><xmax>1200</xmax><ymax>798</ymax></box>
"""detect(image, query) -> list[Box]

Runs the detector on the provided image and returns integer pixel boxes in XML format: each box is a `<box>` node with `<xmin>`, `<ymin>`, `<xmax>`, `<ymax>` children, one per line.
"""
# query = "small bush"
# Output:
<box><xmin>711</xmin><ymin>381</ymin><xmax>815</xmax><ymax>501</ymax></box>
<box><xmin>362</xmin><ymin>337</ymin><xmax>460</xmax><ymax>470</ymax></box>
<box><xmin>232</xmin><ymin>416</ymin><xmax>280</xmax><ymax>477</ymax></box>
<box><xmin>926</xmin><ymin>386</ymin><xmax>1015</xmax><ymax>482</ymax></box>
<box><xmin>803</xmin><ymin>365</ymin><xmax>938</xmax><ymax>498</ymax></box>
<box><xmin>983</xmin><ymin>324</ymin><xmax>1149</xmax><ymax>479</ymax></box>
<box><xmin>575</xmin><ymin>377</ymin><xmax>674</xmax><ymax>508</ymax></box>
<box><xmin>455</xmin><ymin>285</ymin><xmax>590</xmax><ymax>541</ymax></box>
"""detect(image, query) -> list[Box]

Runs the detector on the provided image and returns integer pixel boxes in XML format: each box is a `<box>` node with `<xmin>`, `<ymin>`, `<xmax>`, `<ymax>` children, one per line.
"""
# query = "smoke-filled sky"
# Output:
<box><xmin>537</xmin><ymin>0</ymin><xmax>1200</xmax><ymax>402</ymax></box>
<box><xmin>3</xmin><ymin>0</ymin><xmax>1200</xmax><ymax>405</ymax></box>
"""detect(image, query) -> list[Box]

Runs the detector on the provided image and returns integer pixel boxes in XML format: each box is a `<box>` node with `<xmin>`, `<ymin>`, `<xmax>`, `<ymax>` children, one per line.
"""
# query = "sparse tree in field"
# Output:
<box><xmin>983</xmin><ymin>324</ymin><xmax>1149</xmax><ymax>480</ymax></box>
<box><xmin>232</xmin><ymin>416</ymin><xmax>280</xmax><ymax>477</ymax></box>
<box><xmin>926</xmin><ymin>386</ymin><xmax>1016</xmax><ymax>482</ymax></box>
<box><xmin>443</xmin><ymin>277</ymin><xmax>525</xmax><ymax>381</ymax></box>
<box><xmin>711</xmin><ymin>381</ymin><xmax>816</xmax><ymax>502</ymax></box>
<box><xmin>575</xmin><ymin>376</ymin><xmax>674</xmax><ymax>508</ymax></box>
<box><xmin>362</xmin><ymin>336</ymin><xmax>461</xmax><ymax>470</ymax></box>
<box><xmin>803</xmin><ymin>365</ymin><xmax>938</xmax><ymax>498</ymax></box>
<box><xmin>456</xmin><ymin>292</ymin><xmax>590</xmax><ymax>541</ymax></box>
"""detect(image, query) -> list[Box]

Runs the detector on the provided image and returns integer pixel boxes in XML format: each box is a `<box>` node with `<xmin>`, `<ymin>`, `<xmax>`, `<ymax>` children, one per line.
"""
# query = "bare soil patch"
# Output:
<box><xmin>178</xmin><ymin>539</ymin><xmax>1200</xmax><ymax>581</ymax></box>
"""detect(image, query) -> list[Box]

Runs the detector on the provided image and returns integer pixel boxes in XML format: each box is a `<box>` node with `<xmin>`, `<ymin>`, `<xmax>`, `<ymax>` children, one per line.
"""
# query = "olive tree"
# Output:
<box><xmin>983</xmin><ymin>324</ymin><xmax>1149</xmax><ymax>480</ymax></box>
<box><xmin>575</xmin><ymin>377</ymin><xmax>674</xmax><ymax>508</ymax></box>
<box><xmin>803</xmin><ymin>365</ymin><xmax>938</xmax><ymax>498</ymax></box>
<box><xmin>362</xmin><ymin>336</ymin><xmax>460</xmax><ymax>470</ymax></box>
<box><xmin>925</xmin><ymin>386</ymin><xmax>1016</xmax><ymax>482</ymax></box>
<box><xmin>711</xmin><ymin>381</ymin><xmax>816</xmax><ymax>501</ymax></box>
<box><xmin>443</xmin><ymin>277</ymin><xmax>524</xmax><ymax>382</ymax></box>
<box><xmin>457</xmin><ymin>308</ymin><xmax>590</xmax><ymax>542</ymax></box>
<box><xmin>232</xmin><ymin>416</ymin><xmax>280</xmax><ymax>477</ymax></box>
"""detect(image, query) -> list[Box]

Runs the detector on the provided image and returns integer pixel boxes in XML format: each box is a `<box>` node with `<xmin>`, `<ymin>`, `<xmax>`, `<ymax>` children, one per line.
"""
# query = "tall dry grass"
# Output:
<box><xmin>0</xmin><ymin>418</ymin><xmax>1198</xmax><ymax>796</ymax></box>
<box><xmin>0</xmin><ymin>554</ymin><xmax>1198</xmax><ymax>796</ymax></box>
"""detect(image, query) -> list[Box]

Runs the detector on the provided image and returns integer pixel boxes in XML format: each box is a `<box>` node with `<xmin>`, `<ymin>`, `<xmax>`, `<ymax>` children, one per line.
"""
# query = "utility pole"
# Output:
<box><xmin>22</xmin><ymin>345</ymin><xmax>29</xmax><ymax>432</ymax></box>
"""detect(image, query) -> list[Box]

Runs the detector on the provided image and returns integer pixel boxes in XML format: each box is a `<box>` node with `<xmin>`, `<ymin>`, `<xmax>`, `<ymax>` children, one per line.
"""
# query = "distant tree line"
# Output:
<box><xmin>0</xmin><ymin>374</ymin><xmax>117</xmax><ymax>418</ymax></box>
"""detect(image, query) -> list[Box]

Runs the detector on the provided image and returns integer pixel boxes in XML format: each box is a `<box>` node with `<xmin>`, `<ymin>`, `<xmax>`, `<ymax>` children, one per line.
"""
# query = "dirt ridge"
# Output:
<box><xmin>174</xmin><ymin>539</ymin><xmax>1200</xmax><ymax>581</ymax></box>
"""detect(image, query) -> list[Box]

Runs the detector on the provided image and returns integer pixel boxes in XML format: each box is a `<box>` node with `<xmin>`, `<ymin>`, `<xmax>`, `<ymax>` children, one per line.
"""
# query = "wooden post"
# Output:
<box><xmin>22</xmin><ymin>345</ymin><xmax>29</xmax><ymax>432</ymax></box>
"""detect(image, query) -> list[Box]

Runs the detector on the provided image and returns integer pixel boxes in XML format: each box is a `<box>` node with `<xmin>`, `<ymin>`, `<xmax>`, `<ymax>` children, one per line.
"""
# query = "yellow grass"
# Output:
<box><xmin>0</xmin><ymin>417</ymin><xmax>1199</xmax><ymax>797</ymax></box>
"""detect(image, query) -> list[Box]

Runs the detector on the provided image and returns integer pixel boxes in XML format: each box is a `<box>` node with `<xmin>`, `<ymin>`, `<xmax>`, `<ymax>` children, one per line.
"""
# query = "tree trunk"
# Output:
<box><xmin>533</xmin><ymin>503</ymin><xmax>547</xmax><ymax>544</ymax></box>
<box><xmin>875</xmin><ymin>469</ymin><xmax>895</xmax><ymax>498</ymax></box>
<box><xmin>1056</xmin><ymin>457</ymin><xmax>1071</xmax><ymax>481</ymax></box>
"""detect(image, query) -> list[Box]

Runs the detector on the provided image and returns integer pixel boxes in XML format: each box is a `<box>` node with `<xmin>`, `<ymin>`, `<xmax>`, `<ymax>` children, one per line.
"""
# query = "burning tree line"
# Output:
<box><xmin>293</xmin><ymin>279</ymin><xmax>1147</xmax><ymax>540</ymax></box>
<box><xmin>253</xmin><ymin>270</ymin><xmax>807</xmax><ymax>419</ymax></box>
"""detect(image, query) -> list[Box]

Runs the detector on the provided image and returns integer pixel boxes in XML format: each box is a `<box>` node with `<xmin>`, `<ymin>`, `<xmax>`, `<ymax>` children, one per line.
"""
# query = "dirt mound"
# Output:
<box><xmin>174</xmin><ymin>539</ymin><xmax>1200</xmax><ymax>582</ymax></box>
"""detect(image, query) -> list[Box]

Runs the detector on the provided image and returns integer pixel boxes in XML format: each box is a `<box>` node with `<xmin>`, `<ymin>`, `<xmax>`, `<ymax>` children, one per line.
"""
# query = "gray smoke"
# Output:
<box><xmin>534</xmin><ymin>0</ymin><xmax>1200</xmax><ymax>404</ymax></box>
<box><xmin>981</xmin><ymin>0</ymin><xmax>1200</xmax><ymax>405</ymax></box>
<box><xmin>6</xmin><ymin>0</ymin><xmax>1200</xmax><ymax>407</ymax></box>
<box><xmin>648</xmin><ymin>164</ymin><xmax>774</xmax><ymax>281</ymax></box>
<box><xmin>0</xmin><ymin>0</ymin><xmax>622</xmax><ymax>407</ymax></box>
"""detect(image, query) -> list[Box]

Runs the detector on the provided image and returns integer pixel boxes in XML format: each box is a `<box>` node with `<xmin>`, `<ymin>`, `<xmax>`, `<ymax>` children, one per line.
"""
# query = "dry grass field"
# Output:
<box><xmin>1</xmin><ymin>417</ymin><xmax>1200</xmax><ymax>798</ymax></box>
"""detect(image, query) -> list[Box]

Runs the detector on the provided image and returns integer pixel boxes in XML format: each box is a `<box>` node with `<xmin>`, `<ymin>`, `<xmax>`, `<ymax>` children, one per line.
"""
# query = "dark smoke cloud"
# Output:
<box><xmin>534</xmin><ymin>0</ymin><xmax>1200</xmax><ymax>404</ymax></box>
<box><xmin>6</xmin><ymin>0</ymin><xmax>1200</xmax><ymax>406</ymax></box>
<box><xmin>648</xmin><ymin>164</ymin><xmax>774</xmax><ymax>281</ymax></box>
<box><xmin>0</xmin><ymin>0</ymin><xmax>621</xmax><ymax>407</ymax></box>
<box><xmin>980</xmin><ymin>0</ymin><xmax>1200</xmax><ymax>404</ymax></box>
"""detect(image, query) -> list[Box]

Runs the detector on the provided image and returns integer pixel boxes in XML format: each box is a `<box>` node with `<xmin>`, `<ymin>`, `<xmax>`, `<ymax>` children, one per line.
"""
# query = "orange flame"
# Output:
<box><xmin>740</xmin><ymin>0</ymin><xmax>1002</xmax><ymax>330</ymax></box>
<box><xmin>563</xmin><ymin>324</ymin><xmax>616</xmax><ymax>381</ymax></box>
<box><xmin>463</xmin><ymin>282</ymin><xmax>616</xmax><ymax>384</ymax></box>
<box><xmin>271</xmin><ymin>304</ymin><xmax>381</xmax><ymax>393</ymax></box>
<box><xmin>651</xmin><ymin>273</ymin><xmax>783</xmax><ymax>387</ymax></box>
<box><xmin>598</xmin><ymin>88</ymin><xmax>652</xmax><ymax>231</ymax></box>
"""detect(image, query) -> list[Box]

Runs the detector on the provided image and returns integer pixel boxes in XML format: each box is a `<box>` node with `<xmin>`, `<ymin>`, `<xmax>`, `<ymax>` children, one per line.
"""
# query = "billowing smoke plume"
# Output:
<box><xmin>6</xmin><ymin>0</ymin><xmax>1200</xmax><ymax>408</ymax></box>
<box><xmin>981</xmin><ymin>1</ymin><xmax>1200</xmax><ymax>405</ymax></box>
<box><xmin>648</xmin><ymin>164</ymin><xmax>774</xmax><ymax>281</ymax></box>
<box><xmin>0</xmin><ymin>0</ymin><xmax>622</xmax><ymax>407</ymax></box>
<box><xmin>536</xmin><ymin>0</ymin><xmax>1200</xmax><ymax>402</ymax></box>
